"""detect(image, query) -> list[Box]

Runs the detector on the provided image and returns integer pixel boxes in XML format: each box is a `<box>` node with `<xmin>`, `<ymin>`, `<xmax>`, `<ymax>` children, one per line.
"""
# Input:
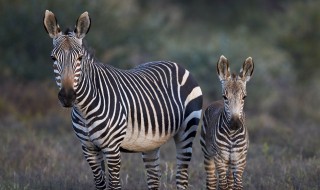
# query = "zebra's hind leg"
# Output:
<box><xmin>174</xmin><ymin>121</ymin><xmax>198</xmax><ymax>189</ymax></box>
<box><xmin>142</xmin><ymin>148</ymin><xmax>161</xmax><ymax>190</ymax></box>
<box><xmin>82</xmin><ymin>145</ymin><xmax>106</xmax><ymax>190</ymax></box>
<box><xmin>204</xmin><ymin>156</ymin><xmax>217</xmax><ymax>190</ymax></box>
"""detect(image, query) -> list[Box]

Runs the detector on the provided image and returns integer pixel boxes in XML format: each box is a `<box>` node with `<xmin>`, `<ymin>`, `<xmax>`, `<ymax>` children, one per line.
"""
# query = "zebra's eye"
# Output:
<box><xmin>77</xmin><ymin>56</ymin><xmax>83</xmax><ymax>62</ymax></box>
<box><xmin>51</xmin><ymin>55</ymin><xmax>57</xmax><ymax>61</ymax></box>
<box><xmin>223</xmin><ymin>95</ymin><xmax>228</xmax><ymax>100</ymax></box>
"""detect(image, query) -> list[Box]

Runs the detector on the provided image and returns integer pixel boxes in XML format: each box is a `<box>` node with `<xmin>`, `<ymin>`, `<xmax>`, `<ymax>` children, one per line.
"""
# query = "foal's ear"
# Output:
<box><xmin>75</xmin><ymin>12</ymin><xmax>91</xmax><ymax>39</ymax></box>
<box><xmin>217</xmin><ymin>55</ymin><xmax>231</xmax><ymax>81</ymax></box>
<box><xmin>43</xmin><ymin>10</ymin><xmax>61</xmax><ymax>38</ymax></box>
<box><xmin>239</xmin><ymin>57</ymin><xmax>254</xmax><ymax>82</ymax></box>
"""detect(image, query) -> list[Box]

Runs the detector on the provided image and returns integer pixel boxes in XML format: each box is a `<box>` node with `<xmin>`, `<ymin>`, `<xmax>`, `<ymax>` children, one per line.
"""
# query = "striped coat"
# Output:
<box><xmin>44</xmin><ymin>10</ymin><xmax>203</xmax><ymax>190</ymax></box>
<box><xmin>201</xmin><ymin>55</ymin><xmax>254</xmax><ymax>190</ymax></box>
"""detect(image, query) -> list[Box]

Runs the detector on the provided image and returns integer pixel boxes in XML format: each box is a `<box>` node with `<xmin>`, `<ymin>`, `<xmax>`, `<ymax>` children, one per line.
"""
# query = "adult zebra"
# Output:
<box><xmin>43</xmin><ymin>11</ymin><xmax>202</xmax><ymax>190</ymax></box>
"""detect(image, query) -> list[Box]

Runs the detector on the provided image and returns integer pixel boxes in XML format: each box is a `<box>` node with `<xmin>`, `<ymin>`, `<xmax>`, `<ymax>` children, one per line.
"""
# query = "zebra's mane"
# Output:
<box><xmin>82</xmin><ymin>40</ymin><xmax>96</xmax><ymax>61</ymax></box>
<box><xmin>62</xmin><ymin>28</ymin><xmax>96</xmax><ymax>61</ymax></box>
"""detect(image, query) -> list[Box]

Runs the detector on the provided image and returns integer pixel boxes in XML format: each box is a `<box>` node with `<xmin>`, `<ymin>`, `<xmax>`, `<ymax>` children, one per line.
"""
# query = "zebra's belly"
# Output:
<box><xmin>120</xmin><ymin>127</ymin><xmax>173</xmax><ymax>152</ymax></box>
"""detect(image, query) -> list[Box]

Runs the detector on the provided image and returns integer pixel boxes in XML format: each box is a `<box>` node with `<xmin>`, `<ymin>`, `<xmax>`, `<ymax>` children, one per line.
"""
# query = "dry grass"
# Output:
<box><xmin>1</xmin><ymin>116</ymin><xmax>319</xmax><ymax>190</ymax></box>
<box><xmin>0</xmin><ymin>82</ymin><xmax>319</xmax><ymax>190</ymax></box>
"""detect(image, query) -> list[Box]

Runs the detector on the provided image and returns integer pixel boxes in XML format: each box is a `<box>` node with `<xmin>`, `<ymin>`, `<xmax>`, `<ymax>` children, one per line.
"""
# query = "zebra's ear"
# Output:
<box><xmin>239</xmin><ymin>57</ymin><xmax>254</xmax><ymax>82</ymax></box>
<box><xmin>217</xmin><ymin>55</ymin><xmax>231</xmax><ymax>81</ymax></box>
<box><xmin>75</xmin><ymin>12</ymin><xmax>91</xmax><ymax>39</ymax></box>
<box><xmin>43</xmin><ymin>10</ymin><xmax>61</xmax><ymax>38</ymax></box>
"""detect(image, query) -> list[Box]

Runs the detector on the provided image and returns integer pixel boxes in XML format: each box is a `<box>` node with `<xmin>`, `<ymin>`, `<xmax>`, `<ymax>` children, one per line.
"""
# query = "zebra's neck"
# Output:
<box><xmin>74</xmin><ymin>52</ymin><xmax>119</xmax><ymax>118</ymax></box>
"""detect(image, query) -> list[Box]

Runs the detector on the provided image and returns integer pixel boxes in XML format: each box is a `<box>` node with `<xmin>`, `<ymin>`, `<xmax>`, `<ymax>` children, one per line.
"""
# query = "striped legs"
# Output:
<box><xmin>227</xmin><ymin>169</ymin><xmax>235</xmax><ymax>189</ymax></box>
<box><xmin>174</xmin><ymin>128</ymin><xmax>196</xmax><ymax>189</ymax></box>
<box><xmin>229</xmin><ymin>153</ymin><xmax>247</xmax><ymax>190</ymax></box>
<box><xmin>215</xmin><ymin>159</ymin><xmax>229</xmax><ymax>190</ymax></box>
<box><xmin>142</xmin><ymin>148</ymin><xmax>161</xmax><ymax>190</ymax></box>
<box><xmin>209</xmin><ymin>157</ymin><xmax>246</xmax><ymax>190</ymax></box>
<box><xmin>201</xmin><ymin>125</ymin><xmax>217</xmax><ymax>190</ymax></box>
<box><xmin>82</xmin><ymin>145</ymin><xmax>107</xmax><ymax>190</ymax></box>
<box><xmin>229</xmin><ymin>168</ymin><xmax>244</xmax><ymax>190</ymax></box>
<box><xmin>82</xmin><ymin>145</ymin><xmax>122</xmax><ymax>190</ymax></box>
<box><xmin>203</xmin><ymin>154</ymin><xmax>242</xmax><ymax>190</ymax></box>
<box><xmin>104</xmin><ymin>146</ymin><xmax>122</xmax><ymax>190</ymax></box>
<box><xmin>203</xmin><ymin>156</ymin><xmax>217</xmax><ymax>190</ymax></box>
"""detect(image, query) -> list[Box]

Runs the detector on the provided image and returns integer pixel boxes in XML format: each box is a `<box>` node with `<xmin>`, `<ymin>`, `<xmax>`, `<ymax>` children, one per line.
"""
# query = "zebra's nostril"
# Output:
<box><xmin>58</xmin><ymin>88</ymin><xmax>76</xmax><ymax>107</ymax></box>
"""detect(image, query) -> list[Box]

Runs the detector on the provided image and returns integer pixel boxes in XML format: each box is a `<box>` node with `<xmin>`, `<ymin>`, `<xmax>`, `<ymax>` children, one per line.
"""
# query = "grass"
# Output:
<box><xmin>1</xmin><ymin>116</ymin><xmax>319</xmax><ymax>190</ymax></box>
<box><xmin>0</xmin><ymin>82</ymin><xmax>319</xmax><ymax>189</ymax></box>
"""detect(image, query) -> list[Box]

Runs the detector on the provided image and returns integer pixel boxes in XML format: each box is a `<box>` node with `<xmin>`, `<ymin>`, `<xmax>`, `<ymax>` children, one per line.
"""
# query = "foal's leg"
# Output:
<box><xmin>230</xmin><ymin>158</ymin><xmax>247</xmax><ymax>190</ymax></box>
<box><xmin>204</xmin><ymin>156</ymin><xmax>217</xmax><ymax>190</ymax></box>
<box><xmin>215</xmin><ymin>157</ymin><xmax>229</xmax><ymax>190</ymax></box>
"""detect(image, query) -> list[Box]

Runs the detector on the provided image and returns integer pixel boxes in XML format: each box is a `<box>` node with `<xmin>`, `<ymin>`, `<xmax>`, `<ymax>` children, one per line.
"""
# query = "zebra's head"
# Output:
<box><xmin>43</xmin><ymin>10</ymin><xmax>91</xmax><ymax>107</ymax></box>
<box><xmin>217</xmin><ymin>55</ymin><xmax>254</xmax><ymax>130</ymax></box>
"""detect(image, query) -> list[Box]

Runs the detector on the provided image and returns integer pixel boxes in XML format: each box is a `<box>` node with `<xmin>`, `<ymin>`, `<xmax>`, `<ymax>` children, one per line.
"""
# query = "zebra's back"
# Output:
<box><xmin>113</xmin><ymin>61</ymin><xmax>202</xmax><ymax>152</ymax></box>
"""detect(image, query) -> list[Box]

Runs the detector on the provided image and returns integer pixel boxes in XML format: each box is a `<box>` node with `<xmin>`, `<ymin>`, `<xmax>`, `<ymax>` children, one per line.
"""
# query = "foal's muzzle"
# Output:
<box><xmin>58</xmin><ymin>88</ymin><xmax>76</xmax><ymax>107</ymax></box>
<box><xmin>229</xmin><ymin>116</ymin><xmax>243</xmax><ymax>130</ymax></box>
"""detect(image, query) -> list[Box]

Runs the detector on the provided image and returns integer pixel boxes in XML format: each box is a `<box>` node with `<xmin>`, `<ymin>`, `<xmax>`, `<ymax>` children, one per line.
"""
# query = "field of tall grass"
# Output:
<box><xmin>0</xmin><ymin>81</ymin><xmax>319</xmax><ymax>190</ymax></box>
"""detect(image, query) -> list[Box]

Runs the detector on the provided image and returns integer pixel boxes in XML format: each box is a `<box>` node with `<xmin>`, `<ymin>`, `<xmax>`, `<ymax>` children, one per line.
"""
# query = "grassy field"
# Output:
<box><xmin>0</xmin><ymin>82</ymin><xmax>319</xmax><ymax>190</ymax></box>
<box><xmin>1</xmin><ymin>1</ymin><xmax>320</xmax><ymax>189</ymax></box>
<box><xmin>1</xmin><ymin>118</ymin><xmax>319</xmax><ymax>190</ymax></box>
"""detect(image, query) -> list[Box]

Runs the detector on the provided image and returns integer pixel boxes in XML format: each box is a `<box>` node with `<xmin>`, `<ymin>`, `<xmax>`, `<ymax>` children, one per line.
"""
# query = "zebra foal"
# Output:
<box><xmin>200</xmin><ymin>55</ymin><xmax>254</xmax><ymax>190</ymax></box>
<box><xmin>43</xmin><ymin>11</ymin><xmax>203</xmax><ymax>190</ymax></box>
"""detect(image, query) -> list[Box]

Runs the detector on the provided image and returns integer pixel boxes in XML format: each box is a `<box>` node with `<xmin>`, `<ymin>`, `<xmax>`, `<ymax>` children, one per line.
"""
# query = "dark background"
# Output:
<box><xmin>0</xmin><ymin>0</ymin><xmax>319</xmax><ymax>189</ymax></box>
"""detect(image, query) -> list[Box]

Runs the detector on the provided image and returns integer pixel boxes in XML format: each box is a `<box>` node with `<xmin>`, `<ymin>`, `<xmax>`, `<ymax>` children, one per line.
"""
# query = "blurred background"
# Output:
<box><xmin>0</xmin><ymin>0</ymin><xmax>319</xmax><ymax>189</ymax></box>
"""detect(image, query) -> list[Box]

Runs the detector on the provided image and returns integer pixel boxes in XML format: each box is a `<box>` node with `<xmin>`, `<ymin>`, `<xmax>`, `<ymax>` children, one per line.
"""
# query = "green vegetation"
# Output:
<box><xmin>1</xmin><ymin>0</ymin><xmax>319</xmax><ymax>189</ymax></box>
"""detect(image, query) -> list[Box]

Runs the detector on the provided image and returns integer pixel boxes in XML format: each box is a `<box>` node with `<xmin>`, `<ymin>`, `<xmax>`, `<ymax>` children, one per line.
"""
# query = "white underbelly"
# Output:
<box><xmin>121</xmin><ymin>126</ymin><xmax>173</xmax><ymax>152</ymax></box>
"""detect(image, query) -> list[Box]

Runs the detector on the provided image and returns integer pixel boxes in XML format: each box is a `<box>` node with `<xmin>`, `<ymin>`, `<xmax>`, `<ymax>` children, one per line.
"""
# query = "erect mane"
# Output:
<box><xmin>61</xmin><ymin>28</ymin><xmax>96</xmax><ymax>61</ymax></box>
<box><xmin>82</xmin><ymin>40</ymin><xmax>96</xmax><ymax>60</ymax></box>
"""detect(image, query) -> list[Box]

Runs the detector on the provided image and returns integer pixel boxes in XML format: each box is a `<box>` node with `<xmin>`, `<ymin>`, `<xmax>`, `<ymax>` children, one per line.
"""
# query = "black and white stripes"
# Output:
<box><xmin>200</xmin><ymin>55</ymin><xmax>254</xmax><ymax>190</ymax></box>
<box><xmin>44</xmin><ymin>10</ymin><xmax>202</xmax><ymax>190</ymax></box>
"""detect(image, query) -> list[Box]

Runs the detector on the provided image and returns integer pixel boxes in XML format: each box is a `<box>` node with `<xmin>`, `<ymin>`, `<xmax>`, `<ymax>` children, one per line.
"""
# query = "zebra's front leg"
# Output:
<box><xmin>230</xmin><ymin>159</ymin><xmax>247</xmax><ymax>190</ymax></box>
<box><xmin>103</xmin><ymin>146</ymin><xmax>122</xmax><ymax>190</ymax></box>
<box><xmin>142</xmin><ymin>148</ymin><xmax>161</xmax><ymax>190</ymax></box>
<box><xmin>227</xmin><ymin>168</ymin><xmax>234</xmax><ymax>190</ymax></box>
<box><xmin>229</xmin><ymin>168</ymin><xmax>244</xmax><ymax>190</ymax></box>
<box><xmin>82</xmin><ymin>145</ymin><xmax>106</xmax><ymax>190</ymax></box>
<box><xmin>214</xmin><ymin>158</ymin><xmax>229</xmax><ymax>190</ymax></box>
<box><xmin>204</xmin><ymin>156</ymin><xmax>217</xmax><ymax>190</ymax></box>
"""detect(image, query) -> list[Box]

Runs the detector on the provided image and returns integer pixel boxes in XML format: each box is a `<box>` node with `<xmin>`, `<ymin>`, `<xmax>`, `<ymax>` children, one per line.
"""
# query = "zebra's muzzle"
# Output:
<box><xmin>58</xmin><ymin>88</ymin><xmax>76</xmax><ymax>107</ymax></box>
<box><xmin>229</xmin><ymin>116</ymin><xmax>243</xmax><ymax>131</ymax></box>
